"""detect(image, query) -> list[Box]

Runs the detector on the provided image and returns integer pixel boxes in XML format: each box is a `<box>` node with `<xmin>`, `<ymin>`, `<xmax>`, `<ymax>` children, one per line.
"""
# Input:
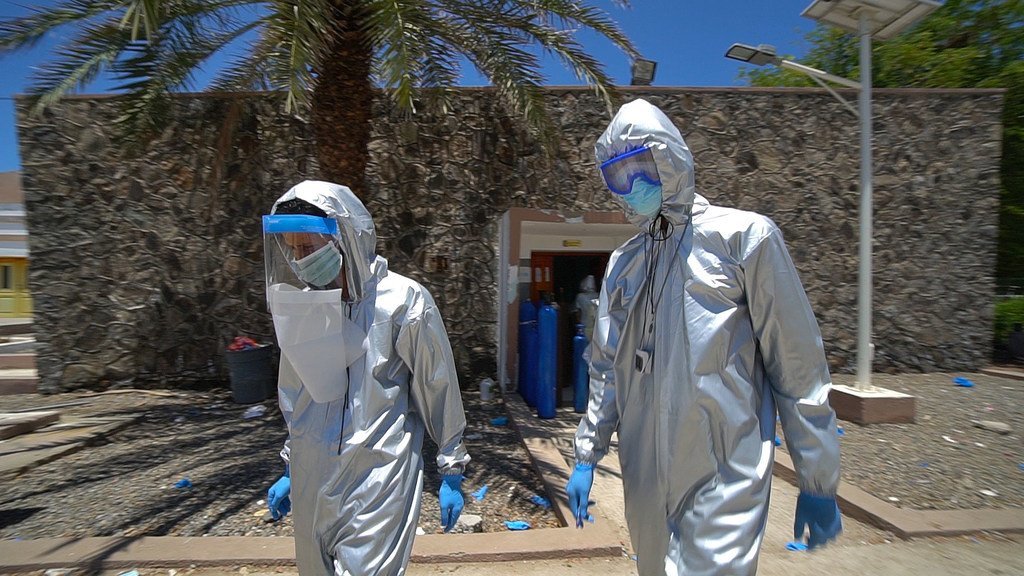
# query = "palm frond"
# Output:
<box><xmin>261</xmin><ymin>0</ymin><xmax>336</xmax><ymax>112</ymax></box>
<box><xmin>0</xmin><ymin>0</ymin><xmax>121</xmax><ymax>52</ymax></box>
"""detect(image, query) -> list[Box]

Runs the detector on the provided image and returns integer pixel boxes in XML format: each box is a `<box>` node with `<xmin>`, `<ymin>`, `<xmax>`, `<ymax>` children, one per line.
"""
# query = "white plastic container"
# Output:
<box><xmin>480</xmin><ymin>377</ymin><xmax>495</xmax><ymax>401</ymax></box>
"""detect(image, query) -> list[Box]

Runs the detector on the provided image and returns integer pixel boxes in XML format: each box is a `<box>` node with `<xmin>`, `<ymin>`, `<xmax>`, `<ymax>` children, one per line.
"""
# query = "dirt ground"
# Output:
<box><xmin>0</xmin><ymin>387</ymin><xmax>558</xmax><ymax>539</ymax></box>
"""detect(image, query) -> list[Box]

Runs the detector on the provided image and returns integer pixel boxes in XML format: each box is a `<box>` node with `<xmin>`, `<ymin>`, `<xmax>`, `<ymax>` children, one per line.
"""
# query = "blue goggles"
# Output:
<box><xmin>599</xmin><ymin>147</ymin><xmax>661</xmax><ymax>195</ymax></box>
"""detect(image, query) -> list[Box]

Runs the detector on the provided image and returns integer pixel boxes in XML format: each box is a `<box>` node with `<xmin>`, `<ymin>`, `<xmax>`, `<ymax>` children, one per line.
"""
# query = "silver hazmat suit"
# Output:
<box><xmin>575</xmin><ymin>100</ymin><xmax>840</xmax><ymax>575</ymax></box>
<box><xmin>271</xmin><ymin>181</ymin><xmax>470</xmax><ymax>575</ymax></box>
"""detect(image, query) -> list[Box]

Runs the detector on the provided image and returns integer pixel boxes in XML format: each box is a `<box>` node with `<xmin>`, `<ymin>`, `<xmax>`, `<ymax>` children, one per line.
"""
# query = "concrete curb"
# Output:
<box><xmin>0</xmin><ymin>395</ymin><xmax>623</xmax><ymax>573</ymax></box>
<box><xmin>979</xmin><ymin>366</ymin><xmax>1024</xmax><ymax>381</ymax></box>
<box><xmin>773</xmin><ymin>452</ymin><xmax>1024</xmax><ymax>538</ymax></box>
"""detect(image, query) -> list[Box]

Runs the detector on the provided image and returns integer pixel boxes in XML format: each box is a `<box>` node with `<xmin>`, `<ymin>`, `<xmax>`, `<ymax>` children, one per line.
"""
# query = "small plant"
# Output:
<box><xmin>993</xmin><ymin>297</ymin><xmax>1024</xmax><ymax>344</ymax></box>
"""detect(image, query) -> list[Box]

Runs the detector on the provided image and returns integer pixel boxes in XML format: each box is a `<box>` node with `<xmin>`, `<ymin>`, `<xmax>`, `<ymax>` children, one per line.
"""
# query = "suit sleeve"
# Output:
<box><xmin>742</xmin><ymin>224</ymin><xmax>840</xmax><ymax>496</ymax></box>
<box><xmin>397</xmin><ymin>294</ymin><xmax>471</xmax><ymax>475</ymax></box>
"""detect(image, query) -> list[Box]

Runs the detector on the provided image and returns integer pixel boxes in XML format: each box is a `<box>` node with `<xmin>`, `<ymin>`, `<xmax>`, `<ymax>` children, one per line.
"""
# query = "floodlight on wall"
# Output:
<box><xmin>630</xmin><ymin>58</ymin><xmax>657</xmax><ymax>86</ymax></box>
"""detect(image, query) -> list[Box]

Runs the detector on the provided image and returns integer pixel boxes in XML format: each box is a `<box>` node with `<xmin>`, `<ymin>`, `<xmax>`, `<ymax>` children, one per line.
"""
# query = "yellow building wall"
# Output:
<box><xmin>0</xmin><ymin>258</ymin><xmax>33</xmax><ymax>317</ymax></box>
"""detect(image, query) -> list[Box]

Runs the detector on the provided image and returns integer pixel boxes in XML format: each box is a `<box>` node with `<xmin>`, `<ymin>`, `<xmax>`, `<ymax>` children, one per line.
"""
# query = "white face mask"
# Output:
<box><xmin>291</xmin><ymin>242</ymin><xmax>342</xmax><ymax>288</ymax></box>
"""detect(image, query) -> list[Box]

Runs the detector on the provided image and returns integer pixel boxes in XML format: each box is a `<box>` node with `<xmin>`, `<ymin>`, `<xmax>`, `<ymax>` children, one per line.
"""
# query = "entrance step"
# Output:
<box><xmin>0</xmin><ymin>368</ymin><xmax>38</xmax><ymax>395</ymax></box>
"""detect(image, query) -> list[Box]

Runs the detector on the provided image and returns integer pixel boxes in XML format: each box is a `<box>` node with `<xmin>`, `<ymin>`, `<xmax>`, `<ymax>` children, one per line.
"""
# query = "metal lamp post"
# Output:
<box><xmin>726</xmin><ymin>0</ymin><xmax>941</xmax><ymax>391</ymax></box>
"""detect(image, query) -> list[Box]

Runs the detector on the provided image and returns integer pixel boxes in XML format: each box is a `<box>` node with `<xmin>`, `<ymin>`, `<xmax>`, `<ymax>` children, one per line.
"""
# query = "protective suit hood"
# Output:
<box><xmin>271</xmin><ymin>180</ymin><xmax>380</xmax><ymax>301</ymax></box>
<box><xmin>594</xmin><ymin>99</ymin><xmax>696</xmax><ymax>228</ymax></box>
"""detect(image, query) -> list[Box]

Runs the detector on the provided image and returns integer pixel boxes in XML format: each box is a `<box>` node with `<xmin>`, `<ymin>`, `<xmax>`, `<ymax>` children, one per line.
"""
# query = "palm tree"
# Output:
<box><xmin>1</xmin><ymin>0</ymin><xmax>639</xmax><ymax>198</ymax></box>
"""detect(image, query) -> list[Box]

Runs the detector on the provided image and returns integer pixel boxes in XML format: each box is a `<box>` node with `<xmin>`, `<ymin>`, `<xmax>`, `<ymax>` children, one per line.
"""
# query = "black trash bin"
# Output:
<box><xmin>226</xmin><ymin>344</ymin><xmax>276</xmax><ymax>404</ymax></box>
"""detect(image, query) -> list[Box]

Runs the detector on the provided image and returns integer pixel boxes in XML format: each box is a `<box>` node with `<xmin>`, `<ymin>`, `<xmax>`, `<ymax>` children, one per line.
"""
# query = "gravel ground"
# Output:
<box><xmin>1</xmin><ymin>371</ymin><xmax>1020</xmax><ymax>540</ymax></box>
<box><xmin>0</xmin><ymin>387</ymin><xmax>558</xmax><ymax>539</ymax></box>
<box><xmin>779</xmin><ymin>372</ymin><xmax>1023</xmax><ymax>511</ymax></box>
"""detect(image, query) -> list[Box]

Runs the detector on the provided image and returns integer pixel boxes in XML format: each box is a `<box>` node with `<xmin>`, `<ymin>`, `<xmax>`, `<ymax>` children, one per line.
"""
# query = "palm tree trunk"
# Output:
<box><xmin>312</xmin><ymin>5</ymin><xmax>373</xmax><ymax>199</ymax></box>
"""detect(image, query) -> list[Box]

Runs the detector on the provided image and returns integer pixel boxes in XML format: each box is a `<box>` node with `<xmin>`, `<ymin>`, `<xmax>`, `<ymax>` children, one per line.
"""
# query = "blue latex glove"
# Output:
<box><xmin>439</xmin><ymin>474</ymin><xmax>464</xmax><ymax>532</ymax></box>
<box><xmin>267</xmin><ymin>475</ymin><xmax>291</xmax><ymax>520</ymax></box>
<box><xmin>794</xmin><ymin>492</ymin><xmax>842</xmax><ymax>549</ymax></box>
<box><xmin>566</xmin><ymin>462</ymin><xmax>594</xmax><ymax>528</ymax></box>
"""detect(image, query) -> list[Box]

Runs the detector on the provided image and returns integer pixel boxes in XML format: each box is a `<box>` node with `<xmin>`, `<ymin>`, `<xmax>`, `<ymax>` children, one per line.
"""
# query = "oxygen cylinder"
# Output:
<box><xmin>537</xmin><ymin>299</ymin><xmax>558</xmax><ymax>419</ymax></box>
<box><xmin>572</xmin><ymin>323</ymin><xmax>588</xmax><ymax>413</ymax></box>
<box><xmin>518</xmin><ymin>300</ymin><xmax>539</xmax><ymax>407</ymax></box>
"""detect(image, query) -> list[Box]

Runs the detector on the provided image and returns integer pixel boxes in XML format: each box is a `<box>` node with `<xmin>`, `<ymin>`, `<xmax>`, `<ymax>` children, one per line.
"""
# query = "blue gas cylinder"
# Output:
<box><xmin>518</xmin><ymin>300</ymin><xmax>539</xmax><ymax>407</ymax></box>
<box><xmin>572</xmin><ymin>323</ymin><xmax>588</xmax><ymax>413</ymax></box>
<box><xmin>537</xmin><ymin>301</ymin><xmax>558</xmax><ymax>419</ymax></box>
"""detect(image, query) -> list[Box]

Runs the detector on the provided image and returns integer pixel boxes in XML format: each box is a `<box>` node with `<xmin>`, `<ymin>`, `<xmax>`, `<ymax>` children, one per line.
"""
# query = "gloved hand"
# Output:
<box><xmin>566</xmin><ymin>462</ymin><xmax>594</xmax><ymax>528</ymax></box>
<box><xmin>267</xmin><ymin>475</ymin><xmax>292</xmax><ymax>520</ymax></box>
<box><xmin>794</xmin><ymin>492</ymin><xmax>842</xmax><ymax>549</ymax></box>
<box><xmin>439</xmin><ymin>474</ymin><xmax>464</xmax><ymax>532</ymax></box>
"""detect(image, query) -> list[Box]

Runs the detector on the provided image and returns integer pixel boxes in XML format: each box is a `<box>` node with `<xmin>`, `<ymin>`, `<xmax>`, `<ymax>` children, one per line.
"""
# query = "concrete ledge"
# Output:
<box><xmin>773</xmin><ymin>452</ymin><xmax>1024</xmax><ymax>539</ymax></box>
<box><xmin>980</xmin><ymin>366</ymin><xmax>1024</xmax><ymax>381</ymax></box>
<box><xmin>829</xmin><ymin>384</ymin><xmax>916</xmax><ymax>424</ymax></box>
<box><xmin>0</xmin><ymin>536</ymin><xmax>296</xmax><ymax>572</ymax></box>
<box><xmin>0</xmin><ymin>321</ymin><xmax>32</xmax><ymax>337</ymax></box>
<box><xmin>0</xmin><ymin>353</ymin><xmax>36</xmax><ymax>369</ymax></box>
<box><xmin>0</xmin><ymin>377</ymin><xmax>38</xmax><ymax>395</ymax></box>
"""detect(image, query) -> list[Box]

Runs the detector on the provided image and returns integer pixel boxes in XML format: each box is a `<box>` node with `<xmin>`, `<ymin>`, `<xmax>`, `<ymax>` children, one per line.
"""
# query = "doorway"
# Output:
<box><xmin>530</xmin><ymin>252</ymin><xmax>610</xmax><ymax>404</ymax></box>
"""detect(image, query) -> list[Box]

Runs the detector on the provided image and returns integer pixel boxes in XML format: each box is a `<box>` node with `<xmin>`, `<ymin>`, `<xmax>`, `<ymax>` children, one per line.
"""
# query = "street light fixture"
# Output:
<box><xmin>630</xmin><ymin>58</ymin><xmax>657</xmax><ymax>86</ymax></box>
<box><xmin>726</xmin><ymin>0</ymin><xmax>941</xmax><ymax>392</ymax></box>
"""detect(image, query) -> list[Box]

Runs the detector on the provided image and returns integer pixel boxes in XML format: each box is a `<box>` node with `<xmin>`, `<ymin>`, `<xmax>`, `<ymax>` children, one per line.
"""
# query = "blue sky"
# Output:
<box><xmin>0</xmin><ymin>0</ymin><xmax>821</xmax><ymax>172</ymax></box>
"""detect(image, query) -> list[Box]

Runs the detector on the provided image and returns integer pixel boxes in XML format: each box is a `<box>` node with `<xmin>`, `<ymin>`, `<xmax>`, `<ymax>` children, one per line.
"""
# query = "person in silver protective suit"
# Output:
<box><xmin>572</xmin><ymin>274</ymin><xmax>600</xmax><ymax>342</ymax></box>
<box><xmin>565</xmin><ymin>99</ymin><xmax>842</xmax><ymax>575</ymax></box>
<box><xmin>261</xmin><ymin>180</ymin><xmax>471</xmax><ymax>575</ymax></box>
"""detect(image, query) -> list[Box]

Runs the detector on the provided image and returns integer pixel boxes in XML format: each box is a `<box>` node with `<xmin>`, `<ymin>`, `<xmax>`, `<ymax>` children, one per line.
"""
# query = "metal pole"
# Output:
<box><xmin>856</xmin><ymin>10</ymin><xmax>873</xmax><ymax>390</ymax></box>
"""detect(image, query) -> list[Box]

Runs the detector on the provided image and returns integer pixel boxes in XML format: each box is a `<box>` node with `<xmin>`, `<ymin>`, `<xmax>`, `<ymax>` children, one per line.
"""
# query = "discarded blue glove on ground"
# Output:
<box><xmin>174</xmin><ymin>478</ymin><xmax>192</xmax><ymax>489</ymax></box>
<box><xmin>529</xmin><ymin>494</ymin><xmax>551</xmax><ymax>509</ymax></box>
<box><xmin>785</xmin><ymin>541</ymin><xmax>808</xmax><ymax>551</ymax></box>
<box><xmin>836</xmin><ymin>427</ymin><xmax>845</xmax><ymax>436</ymax></box>
<box><xmin>566</xmin><ymin>462</ymin><xmax>595</xmax><ymax>528</ymax></box>
<box><xmin>953</xmin><ymin>377</ymin><xmax>975</xmax><ymax>387</ymax></box>
<box><xmin>267</xmin><ymin>475</ymin><xmax>291</xmax><ymax>520</ymax></box>
<box><xmin>794</xmin><ymin>492</ymin><xmax>842</xmax><ymax>549</ymax></box>
<box><xmin>471</xmin><ymin>484</ymin><xmax>489</xmax><ymax>501</ymax></box>
<box><xmin>490</xmin><ymin>416</ymin><xmax>509</xmax><ymax>426</ymax></box>
<box><xmin>504</xmin><ymin>520</ymin><xmax>531</xmax><ymax>530</ymax></box>
<box><xmin>774</xmin><ymin>435</ymin><xmax>782</xmax><ymax>446</ymax></box>
<box><xmin>439</xmin><ymin>474</ymin><xmax>464</xmax><ymax>532</ymax></box>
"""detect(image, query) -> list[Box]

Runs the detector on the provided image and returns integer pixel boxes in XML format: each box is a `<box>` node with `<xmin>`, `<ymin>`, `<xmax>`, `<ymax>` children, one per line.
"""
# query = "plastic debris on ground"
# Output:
<box><xmin>173</xmin><ymin>478</ymin><xmax>192</xmax><ymax>489</ymax></box>
<box><xmin>471</xmin><ymin>485</ymin><xmax>489</xmax><ymax>501</ymax></box>
<box><xmin>836</xmin><ymin>426</ymin><xmax>845</xmax><ymax>436</ymax></box>
<box><xmin>942</xmin><ymin>435</ymin><xmax>957</xmax><ymax>444</ymax></box>
<box><xmin>490</xmin><ymin>416</ymin><xmax>509</xmax><ymax>426</ymax></box>
<box><xmin>919</xmin><ymin>462</ymin><xmax>929</xmax><ymax>468</ymax></box>
<box><xmin>888</xmin><ymin>496</ymin><xmax>900</xmax><ymax>502</ymax></box>
<box><xmin>529</xmin><ymin>494</ymin><xmax>551</xmax><ymax>509</ymax></box>
<box><xmin>504</xmin><ymin>520</ymin><xmax>531</xmax><ymax>531</ymax></box>
<box><xmin>773</xmin><ymin>435</ymin><xmax>782</xmax><ymax>446</ymax></box>
<box><xmin>785</xmin><ymin>541</ymin><xmax>808</xmax><ymax>552</ymax></box>
<box><xmin>227</xmin><ymin>336</ymin><xmax>262</xmax><ymax>351</ymax></box>
<box><xmin>242</xmin><ymin>405</ymin><xmax>267</xmax><ymax>419</ymax></box>
<box><xmin>117</xmin><ymin>571</ymin><xmax>140</xmax><ymax>576</ymax></box>
<box><xmin>979</xmin><ymin>489</ymin><xmax>998</xmax><ymax>497</ymax></box>
<box><xmin>952</xmin><ymin>376</ymin><xmax>975</xmax><ymax>388</ymax></box>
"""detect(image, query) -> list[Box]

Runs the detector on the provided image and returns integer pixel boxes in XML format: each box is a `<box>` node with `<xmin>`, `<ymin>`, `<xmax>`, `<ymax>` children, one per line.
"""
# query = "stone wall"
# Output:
<box><xmin>16</xmin><ymin>87</ymin><xmax>1003</xmax><ymax>392</ymax></box>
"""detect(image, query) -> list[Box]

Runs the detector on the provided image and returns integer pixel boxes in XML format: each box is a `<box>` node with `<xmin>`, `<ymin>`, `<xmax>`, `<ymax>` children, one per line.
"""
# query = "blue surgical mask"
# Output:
<box><xmin>292</xmin><ymin>242</ymin><xmax>342</xmax><ymax>288</ymax></box>
<box><xmin>622</xmin><ymin>179</ymin><xmax>663</xmax><ymax>218</ymax></box>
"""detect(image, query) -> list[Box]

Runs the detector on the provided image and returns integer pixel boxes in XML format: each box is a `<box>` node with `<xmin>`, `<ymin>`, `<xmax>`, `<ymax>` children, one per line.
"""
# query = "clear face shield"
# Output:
<box><xmin>262</xmin><ymin>214</ymin><xmax>366</xmax><ymax>404</ymax></box>
<box><xmin>263</xmin><ymin>214</ymin><xmax>344</xmax><ymax>292</ymax></box>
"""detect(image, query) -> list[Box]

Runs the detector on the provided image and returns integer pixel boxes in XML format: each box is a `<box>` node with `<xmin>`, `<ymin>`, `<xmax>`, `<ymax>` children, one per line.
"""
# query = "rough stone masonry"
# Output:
<box><xmin>16</xmin><ymin>87</ymin><xmax>1004</xmax><ymax>392</ymax></box>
